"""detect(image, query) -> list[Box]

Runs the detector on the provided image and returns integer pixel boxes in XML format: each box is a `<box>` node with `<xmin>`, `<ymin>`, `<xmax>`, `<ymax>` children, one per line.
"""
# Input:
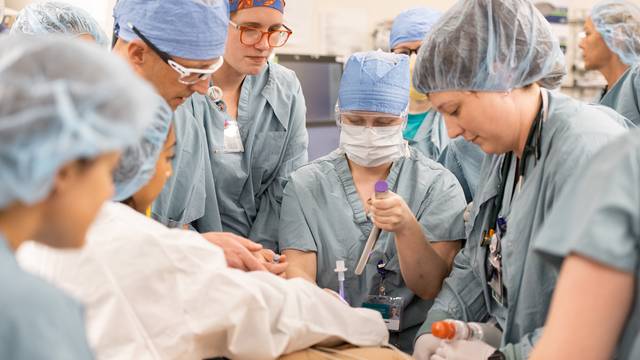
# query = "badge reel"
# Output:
<box><xmin>361</xmin><ymin>260</ymin><xmax>403</xmax><ymax>332</ymax></box>
<box><xmin>208</xmin><ymin>85</ymin><xmax>244</xmax><ymax>153</ymax></box>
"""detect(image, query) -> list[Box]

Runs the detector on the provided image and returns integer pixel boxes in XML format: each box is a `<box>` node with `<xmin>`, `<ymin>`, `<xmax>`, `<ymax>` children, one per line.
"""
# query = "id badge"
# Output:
<box><xmin>362</xmin><ymin>295</ymin><xmax>403</xmax><ymax>331</ymax></box>
<box><xmin>223</xmin><ymin>120</ymin><xmax>244</xmax><ymax>153</ymax></box>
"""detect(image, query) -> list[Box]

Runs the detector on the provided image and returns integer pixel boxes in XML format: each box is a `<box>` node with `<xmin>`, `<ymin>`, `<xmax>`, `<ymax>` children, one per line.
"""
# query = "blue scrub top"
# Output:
<box><xmin>437</xmin><ymin>137</ymin><xmax>485</xmax><ymax>203</ymax></box>
<box><xmin>535</xmin><ymin>129</ymin><xmax>640</xmax><ymax>360</ymax></box>
<box><xmin>417</xmin><ymin>90</ymin><xmax>629</xmax><ymax>360</ymax></box>
<box><xmin>0</xmin><ymin>235</ymin><xmax>93</xmax><ymax>359</ymax></box>
<box><xmin>599</xmin><ymin>64</ymin><xmax>640</xmax><ymax>126</ymax></box>
<box><xmin>153</xmin><ymin>62</ymin><xmax>309</xmax><ymax>250</ymax></box>
<box><xmin>279</xmin><ymin>147</ymin><xmax>466</xmax><ymax>352</ymax></box>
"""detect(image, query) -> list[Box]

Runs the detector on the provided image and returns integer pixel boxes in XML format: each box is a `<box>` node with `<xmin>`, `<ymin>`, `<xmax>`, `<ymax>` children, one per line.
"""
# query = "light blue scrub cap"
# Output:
<box><xmin>112</xmin><ymin>97</ymin><xmax>172</xmax><ymax>201</ymax></box>
<box><xmin>10</xmin><ymin>1</ymin><xmax>109</xmax><ymax>47</ymax></box>
<box><xmin>592</xmin><ymin>0</ymin><xmax>640</xmax><ymax>65</ymax></box>
<box><xmin>0</xmin><ymin>35</ymin><xmax>158</xmax><ymax>209</ymax></box>
<box><xmin>413</xmin><ymin>0</ymin><xmax>566</xmax><ymax>93</ymax></box>
<box><xmin>113</xmin><ymin>0</ymin><xmax>229</xmax><ymax>60</ymax></box>
<box><xmin>389</xmin><ymin>7</ymin><xmax>442</xmax><ymax>50</ymax></box>
<box><xmin>339</xmin><ymin>51</ymin><xmax>410</xmax><ymax>116</ymax></box>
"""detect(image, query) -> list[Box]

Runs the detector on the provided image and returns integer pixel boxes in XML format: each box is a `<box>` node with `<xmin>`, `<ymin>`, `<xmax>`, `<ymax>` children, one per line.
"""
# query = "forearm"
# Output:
<box><xmin>395</xmin><ymin>219</ymin><xmax>449</xmax><ymax>299</ymax></box>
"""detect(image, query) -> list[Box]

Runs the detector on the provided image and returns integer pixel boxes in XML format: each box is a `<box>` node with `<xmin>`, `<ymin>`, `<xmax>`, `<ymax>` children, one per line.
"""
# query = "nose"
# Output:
<box><xmin>443</xmin><ymin>116</ymin><xmax>464</xmax><ymax>139</ymax></box>
<box><xmin>254</xmin><ymin>33</ymin><xmax>271</xmax><ymax>51</ymax></box>
<box><xmin>190</xmin><ymin>78</ymin><xmax>210</xmax><ymax>95</ymax></box>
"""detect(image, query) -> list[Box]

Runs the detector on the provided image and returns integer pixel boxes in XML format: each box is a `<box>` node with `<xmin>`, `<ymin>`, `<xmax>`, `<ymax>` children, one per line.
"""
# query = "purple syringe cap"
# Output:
<box><xmin>375</xmin><ymin>180</ymin><xmax>389</xmax><ymax>193</ymax></box>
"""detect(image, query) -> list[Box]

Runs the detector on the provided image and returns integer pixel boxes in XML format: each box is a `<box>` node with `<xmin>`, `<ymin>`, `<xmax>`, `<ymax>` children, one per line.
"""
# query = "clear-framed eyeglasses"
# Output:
<box><xmin>128</xmin><ymin>23</ymin><xmax>224</xmax><ymax>85</ymax></box>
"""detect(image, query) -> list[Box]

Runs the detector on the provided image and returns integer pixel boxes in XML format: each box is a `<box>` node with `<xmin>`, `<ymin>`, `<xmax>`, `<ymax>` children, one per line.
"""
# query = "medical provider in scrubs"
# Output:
<box><xmin>154</xmin><ymin>0</ymin><xmax>308</xmax><ymax>252</ymax></box>
<box><xmin>108</xmin><ymin>0</ymin><xmax>280</xmax><ymax>272</ymax></box>
<box><xmin>0</xmin><ymin>35</ymin><xmax>156</xmax><ymax>359</ymax></box>
<box><xmin>529</xmin><ymin>132</ymin><xmax>640</xmax><ymax>360</ymax></box>
<box><xmin>17</xmin><ymin>70</ymin><xmax>392</xmax><ymax>360</ymax></box>
<box><xmin>279</xmin><ymin>50</ymin><xmax>466</xmax><ymax>353</ymax></box>
<box><xmin>11</xmin><ymin>1</ymin><xmax>108</xmax><ymax>46</ymax></box>
<box><xmin>581</xmin><ymin>0</ymin><xmax>640</xmax><ymax>125</ymax></box>
<box><xmin>410</xmin><ymin>0</ymin><xmax>631</xmax><ymax>359</ymax></box>
<box><xmin>389</xmin><ymin>7</ymin><xmax>447</xmax><ymax>160</ymax></box>
<box><xmin>390</xmin><ymin>7</ymin><xmax>485</xmax><ymax>203</ymax></box>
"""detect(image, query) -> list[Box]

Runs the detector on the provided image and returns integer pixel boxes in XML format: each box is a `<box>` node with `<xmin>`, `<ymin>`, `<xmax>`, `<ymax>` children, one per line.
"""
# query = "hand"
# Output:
<box><xmin>253</xmin><ymin>249</ymin><xmax>288</xmax><ymax>277</ymax></box>
<box><xmin>413</xmin><ymin>334</ymin><xmax>442</xmax><ymax>360</ymax></box>
<box><xmin>369</xmin><ymin>191</ymin><xmax>417</xmax><ymax>234</ymax></box>
<box><xmin>200</xmin><ymin>232</ymin><xmax>267</xmax><ymax>272</ymax></box>
<box><xmin>431</xmin><ymin>340</ymin><xmax>496</xmax><ymax>360</ymax></box>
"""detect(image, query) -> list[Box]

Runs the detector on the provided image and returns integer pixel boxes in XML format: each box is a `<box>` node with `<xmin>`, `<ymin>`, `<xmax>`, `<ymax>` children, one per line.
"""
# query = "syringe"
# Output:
<box><xmin>334</xmin><ymin>260</ymin><xmax>347</xmax><ymax>301</ymax></box>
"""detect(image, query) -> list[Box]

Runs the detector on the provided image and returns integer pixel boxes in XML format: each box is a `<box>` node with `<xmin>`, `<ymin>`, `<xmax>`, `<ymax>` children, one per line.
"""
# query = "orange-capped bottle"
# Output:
<box><xmin>431</xmin><ymin>320</ymin><xmax>484</xmax><ymax>341</ymax></box>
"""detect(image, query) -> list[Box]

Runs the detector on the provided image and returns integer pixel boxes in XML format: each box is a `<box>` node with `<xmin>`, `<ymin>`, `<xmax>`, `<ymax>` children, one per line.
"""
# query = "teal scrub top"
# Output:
<box><xmin>153</xmin><ymin>62</ymin><xmax>309</xmax><ymax>250</ymax></box>
<box><xmin>416</xmin><ymin>90</ymin><xmax>630</xmax><ymax>360</ymax></box>
<box><xmin>599</xmin><ymin>64</ymin><xmax>640</xmax><ymax>126</ymax></box>
<box><xmin>279</xmin><ymin>147</ymin><xmax>466</xmax><ymax>352</ymax></box>
<box><xmin>535</xmin><ymin>129</ymin><xmax>640</xmax><ymax>360</ymax></box>
<box><xmin>404</xmin><ymin>111</ymin><xmax>427</xmax><ymax>140</ymax></box>
<box><xmin>0</xmin><ymin>235</ymin><xmax>93</xmax><ymax>359</ymax></box>
<box><xmin>407</xmin><ymin>110</ymin><xmax>450</xmax><ymax>161</ymax></box>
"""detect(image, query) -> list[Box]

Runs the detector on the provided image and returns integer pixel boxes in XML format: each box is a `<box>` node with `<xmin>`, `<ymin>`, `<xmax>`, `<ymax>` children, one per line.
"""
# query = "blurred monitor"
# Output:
<box><xmin>278</xmin><ymin>54</ymin><xmax>344</xmax><ymax>159</ymax></box>
<box><xmin>278</xmin><ymin>54</ymin><xmax>343</xmax><ymax>124</ymax></box>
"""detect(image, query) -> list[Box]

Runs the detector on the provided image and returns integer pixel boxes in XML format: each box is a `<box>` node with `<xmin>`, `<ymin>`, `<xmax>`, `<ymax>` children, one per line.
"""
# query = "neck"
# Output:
<box><xmin>600</xmin><ymin>57</ymin><xmax>629</xmax><ymax>90</ymax></box>
<box><xmin>514</xmin><ymin>85</ymin><xmax>543</xmax><ymax>159</ymax></box>
<box><xmin>348</xmin><ymin>159</ymin><xmax>392</xmax><ymax>180</ymax></box>
<box><xmin>0</xmin><ymin>204</ymin><xmax>41</xmax><ymax>252</ymax></box>
<box><xmin>409</xmin><ymin>99</ymin><xmax>432</xmax><ymax>114</ymax></box>
<box><xmin>212</xmin><ymin>59</ymin><xmax>246</xmax><ymax>94</ymax></box>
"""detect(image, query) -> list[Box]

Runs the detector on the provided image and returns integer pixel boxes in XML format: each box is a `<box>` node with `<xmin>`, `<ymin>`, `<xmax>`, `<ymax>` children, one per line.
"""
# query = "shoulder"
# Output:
<box><xmin>401</xmin><ymin>147</ymin><xmax>461</xmax><ymax>187</ymax></box>
<box><xmin>262</xmin><ymin>62</ymin><xmax>303</xmax><ymax>96</ymax></box>
<box><xmin>0</xmin><ymin>261</ymin><xmax>83</xmax><ymax>324</ymax></box>
<box><xmin>547</xmin><ymin>92</ymin><xmax>627</xmax><ymax>148</ymax></box>
<box><xmin>286</xmin><ymin>151</ymin><xmax>344</xmax><ymax>190</ymax></box>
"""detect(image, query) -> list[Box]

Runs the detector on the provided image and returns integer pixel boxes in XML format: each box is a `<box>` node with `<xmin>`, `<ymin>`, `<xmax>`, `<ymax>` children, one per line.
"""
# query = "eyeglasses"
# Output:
<box><xmin>128</xmin><ymin>23</ymin><xmax>224</xmax><ymax>85</ymax></box>
<box><xmin>229</xmin><ymin>20</ymin><xmax>293</xmax><ymax>48</ymax></box>
<box><xmin>392</xmin><ymin>46</ymin><xmax>421</xmax><ymax>56</ymax></box>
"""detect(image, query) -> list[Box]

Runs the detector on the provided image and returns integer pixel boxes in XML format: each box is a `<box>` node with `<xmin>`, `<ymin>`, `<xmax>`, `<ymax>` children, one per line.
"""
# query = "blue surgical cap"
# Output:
<box><xmin>414</xmin><ymin>0</ymin><xmax>566</xmax><ymax>93</ymax></box>
<box><xmin>0</xmin><ymin>35</ymin><xmax>158</xmax><ymax>209</ymax></box>
<box><xmin>10</xmin><ymin>1</ymin><xmax>108</xmax><ymax>47</ymax></box>
<box><xmin>389</xmin><ymin>7</ymin><xmax>442</xmax><ymax>50</ymax></box>
<box><xmin>338</xmin><ymin>50</ymin><xmax>410</xmax><ymax>116</ymax></box>
<box><xmin>229</xmin><ymin>0</ymin><xmax>285</xmax><ymax>13</ymax></box>
<box><xmin>112</xmin><ymin>97</ymin><xmax>172</xmax><ymax>201</ymax></box>
<box><xmin>113</xmin><ymin>0</ymin><xmax>229</xmax><ymax>60</ymax></box>
<box><xmin>592</xmin><ymin>0</ymin><xmax>640</xmax><ymax>65</ymax></box>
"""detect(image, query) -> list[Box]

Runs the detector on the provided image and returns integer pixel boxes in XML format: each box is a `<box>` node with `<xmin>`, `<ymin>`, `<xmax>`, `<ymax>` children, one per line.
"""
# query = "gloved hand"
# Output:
<box><xmin>413</xmin><ymin>334</ymin><xmax>442</xmax><ymax>360</ymax></box>
<box><xmin>431</xmin><ymin>339</ymin><xmax>496</xmax><ymax>360</ymax></box>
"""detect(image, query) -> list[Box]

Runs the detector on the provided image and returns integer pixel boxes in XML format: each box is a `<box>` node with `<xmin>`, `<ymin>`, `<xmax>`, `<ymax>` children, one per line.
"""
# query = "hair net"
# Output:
<box><xmin>591</xmin><ymin>0</ymin><xmax>640</xmax><ymax>65</ymax></box>
<box><xmin>112</xmin><ymin>97</ymin><xmax>172</xmax><ymax>201</ymax></box>
<box><xmin>413</xmin><ymin>0</ymin><xmax>566</xmax><ymax>93</ymax></box>
<box><xmin>229</xmin><ymin>0</ymin><xmax>285</xmax><ymax>13</ymax></box>
<box><xmin>10</xmin><ymin>2</ymin><xmax>108</xmax><ymax>47</ymax></box>
<box><xmin>338</xmin><ymin>50</ymin><xmax>410</xmax><ymax>116</ymax></box>
<box><xmin>0</xmin><ymin>35</ymin><xmax>159</xmax><ymax>209</ymax></box>
<box><xmin>113</xmin><ymin>0</ymin><xmax>228</xmax><ymax>60</ymax></box>
<box><xmin>389</xmin><ymin>7</ymin><xmax>442</xmax><ymax>50</ymax></box>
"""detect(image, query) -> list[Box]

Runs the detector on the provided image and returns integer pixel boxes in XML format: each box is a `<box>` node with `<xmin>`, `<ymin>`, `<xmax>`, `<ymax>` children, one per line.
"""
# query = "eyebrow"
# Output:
<box><xmin>436</xmin><ymin>101</ymin><xmax>457</xmax><ymax>113</ymax></box>
<box><xmin>238</xmin><ymin>22</ymin><xmax>284</xmax><ymax>29</ymax></box>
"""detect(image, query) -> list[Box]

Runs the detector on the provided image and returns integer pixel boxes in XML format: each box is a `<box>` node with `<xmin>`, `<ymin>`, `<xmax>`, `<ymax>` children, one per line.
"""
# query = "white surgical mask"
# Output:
<box><xmin>339</xmin><ymin>124</ymin><xmax>409</xmax><ymax>167</ymax></box>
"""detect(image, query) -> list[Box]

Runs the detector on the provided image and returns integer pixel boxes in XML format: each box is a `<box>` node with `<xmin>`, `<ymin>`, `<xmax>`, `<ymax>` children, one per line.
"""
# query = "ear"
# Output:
<box><xmin>127</xmin><ymin>39</ymin><xmax>147</xmax><ymax>67</ymax></box>
<box><xmin>48</xmin><ymin>160</ymin><xmax>83</xmax><ymax>199</ymax></box>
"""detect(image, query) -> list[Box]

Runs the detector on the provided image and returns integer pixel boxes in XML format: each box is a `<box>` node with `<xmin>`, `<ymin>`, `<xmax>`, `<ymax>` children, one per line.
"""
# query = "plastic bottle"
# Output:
<box><xmin>432</xmin><ymin>320</ymin><xmax>486</xmax><ymax>341</ymax></box>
